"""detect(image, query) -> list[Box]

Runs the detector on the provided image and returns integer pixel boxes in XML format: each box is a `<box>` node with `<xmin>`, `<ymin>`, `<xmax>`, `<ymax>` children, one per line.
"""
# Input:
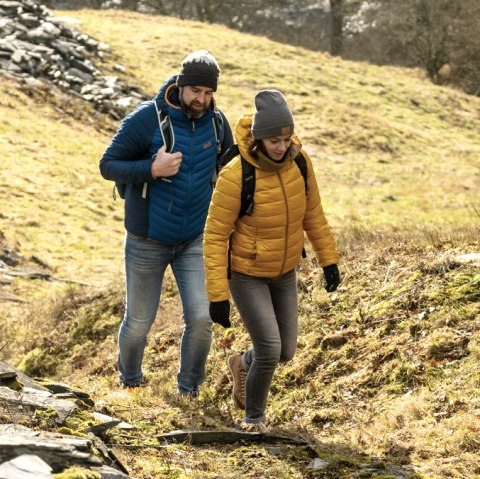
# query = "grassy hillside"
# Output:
<box><xmin>57</xmin><ymin>10</ymin><xmax>480</xmax><ymax>230</ymax></box>
<box><xmin>1</xmin><ymin>8</ymin><xmax>479</xmax><ymax>479</ymax></box>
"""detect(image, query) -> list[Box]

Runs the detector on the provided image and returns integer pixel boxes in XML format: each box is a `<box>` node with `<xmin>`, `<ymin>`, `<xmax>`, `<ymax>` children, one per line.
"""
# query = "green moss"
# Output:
<box><xmin>69</xmin><ymin>289</ymin><xmax>123</xmax><ymax>342</ymax></box>
<box><xmin>53</xmin><ymin>466</ymin><xmax>101</xmax><ymax>479</ymax></box>
<box><xmin>0</xmin><ymin>415</ymin><xmax>10</xmax><ymax>424</ymax></box>
<box><xmin>32</xmin><ymin>408</ymin><xmax>60</xmax><ymax>430</ymax></box>
<box><xmin>447</xmin><ymin>274</ymin><xmax>480</xmax><ymax>302</ymax></box>
<box><xmin>0</xmin><ymin>377</ymin><xmax>23</xmax><ymax>391</ymax></box>
<box><xmin>63</xmin><ymin>409</ymin><xmax>98</xmax><ymax>436</ymax></box>
<box><xmin>57</xmin><ymin>426</ymin><xmax>78</xmax><ymax>436</ymax></box>
<box><xmin>336</xmin><ymin>453</ymin><xmax>368</xmax><ymax>464</ymax></box>
<box><xmin>17</xmin><ymin>347</ymin><xmax>59</xmax><ymax>376</ymax></box>
<box><xmin>388</xmin><ymin>362</ymin><xmax>426</xmax><ymax>389</ymax></box>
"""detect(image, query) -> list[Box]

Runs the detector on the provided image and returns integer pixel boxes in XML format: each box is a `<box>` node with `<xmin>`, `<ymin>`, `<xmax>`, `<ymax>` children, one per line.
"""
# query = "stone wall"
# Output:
<box><xmin>0</xmin><ymin>0</ymin><xmax>148</xmax><ymax>120</ymax></box>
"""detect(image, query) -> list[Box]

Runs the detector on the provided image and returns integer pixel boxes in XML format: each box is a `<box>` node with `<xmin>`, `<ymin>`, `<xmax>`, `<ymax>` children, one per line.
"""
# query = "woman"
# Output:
<box><xmin>203</xmin><ymin>89</ymin><xmax>340</xmax><ymax>427</ymax></box>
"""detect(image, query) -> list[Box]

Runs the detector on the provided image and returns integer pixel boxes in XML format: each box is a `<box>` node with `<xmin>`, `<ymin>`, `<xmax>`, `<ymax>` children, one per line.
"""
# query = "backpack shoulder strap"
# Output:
<box><xmin>138</xmin><ymin>100</ymin><xmax>174</xmax><ymax>200</ymax></box>
<box><xmin>226</xmin><ymin>155</ymin><xmax>255</xmax><ymax>279</ymax></box>
<box><xmin>294</xmin><ymin>151</ymin><xmax>308</xmax><ymax>258</ymax></box>
<box><xmin>293</xmin><ymin>151</ymin><xmax>308</xmax><ymax>195</ymax></box>
<box><xmin>240</xmin><ymin>157</ymin><xmax>255</xmax><ymax>218</ymax></box>
<box><xmin>154</xmin><ymin>99</ymin><xmax>174</xmax><ymax>152</ymax></box>
<box><xmin>214</xmin><ymin>144</ymin><xmax>255</xmax><ymax>218</ymax></box>
<box><xmin>212</xmin><ymin>109</ymin><xmax>225</xmax><ymax>154</ymax></box>
<box><xmin>216</xmin><ymin>144</ymin><xmax>239</xmax><ymax>171</ymax></box>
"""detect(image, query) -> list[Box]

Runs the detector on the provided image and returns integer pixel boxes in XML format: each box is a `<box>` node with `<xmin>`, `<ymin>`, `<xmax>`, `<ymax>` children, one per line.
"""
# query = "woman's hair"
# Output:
<box><xmin>248</xmin><ymin>139</ymin><xmax>264</xmax><ymax>158</ymax></box>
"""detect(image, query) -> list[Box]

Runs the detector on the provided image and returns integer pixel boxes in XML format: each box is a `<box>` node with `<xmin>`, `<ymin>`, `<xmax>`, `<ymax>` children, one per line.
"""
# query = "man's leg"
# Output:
<box><xmin>172</xmin><ymin>234</ymin><xmax>212</xmax><ymax>396</ymax></box>
<box><xmin>118</xmin><ymin>234</ymin><xmax>170</xmax><ymax>386</ymax></box>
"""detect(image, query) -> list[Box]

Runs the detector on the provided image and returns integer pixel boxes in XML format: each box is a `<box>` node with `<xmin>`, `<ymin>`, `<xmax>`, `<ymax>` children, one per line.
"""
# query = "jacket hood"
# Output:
<box><xmin>155</xmin><ymin>75</ymin><xmax>179</xmax><ymax>112</ymax></box>
<box><xmin>234</xmin><ymin>113</ymin><xmax>302</xmax><ymax>167</ymax></box>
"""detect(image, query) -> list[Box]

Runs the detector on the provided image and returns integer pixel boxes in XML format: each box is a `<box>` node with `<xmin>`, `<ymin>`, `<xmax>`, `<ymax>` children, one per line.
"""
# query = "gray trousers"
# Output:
<box><xmin>229</xmin><ymin>269</ymin><xmax>298</xmax><ymax>423</ymax></box>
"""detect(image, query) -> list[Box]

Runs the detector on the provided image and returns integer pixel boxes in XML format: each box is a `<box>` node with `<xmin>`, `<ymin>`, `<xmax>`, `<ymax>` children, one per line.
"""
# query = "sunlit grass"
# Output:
<box><xmin>1</xmin><ymin>8</ymin><xmax>479</xmax><ymax>479</ymax></box>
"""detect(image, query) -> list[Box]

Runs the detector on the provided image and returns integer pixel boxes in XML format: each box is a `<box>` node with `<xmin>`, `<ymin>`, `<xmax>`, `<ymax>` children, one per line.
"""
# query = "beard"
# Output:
<box><xmin>180</xmin><ymin>93</ymin><xmax>209</xmax><ymax>119</ymax></box>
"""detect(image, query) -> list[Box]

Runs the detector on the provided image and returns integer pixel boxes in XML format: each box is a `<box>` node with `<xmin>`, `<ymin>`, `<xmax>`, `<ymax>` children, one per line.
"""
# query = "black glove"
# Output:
<box><xmin>209</xmin><ymin>300</ymin><xmax>231</xmax><ymax>328</ymax></box>
<box><xmin>323</xmin><ymin>264</ymin><xmax>340</xmax><ymax>293</ymax></box>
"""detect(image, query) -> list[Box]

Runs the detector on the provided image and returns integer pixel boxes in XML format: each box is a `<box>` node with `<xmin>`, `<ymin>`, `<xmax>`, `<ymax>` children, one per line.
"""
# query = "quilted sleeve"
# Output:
<box><xmin>302</xmin><ymin>150</ymin><xmax>340</xmax><ymax>267</ymax></box>
<box><xmin>99</xmin><ymin>102</ymin><xmax>156</xmax><ymax>184</ymax></box>
<box><xmin>203</xmin><ymin>160</ymin><xmax>243</xmax><ymax>302</ymax></box>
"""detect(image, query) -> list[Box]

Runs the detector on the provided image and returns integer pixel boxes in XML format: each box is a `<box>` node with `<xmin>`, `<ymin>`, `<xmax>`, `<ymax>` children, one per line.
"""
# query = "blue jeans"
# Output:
<box><xmin>229</xmin><ymin>269</ymin><xmax>298</xmax><ymax>423</ymax></box>
<box><xmin>118</xmin><ymin>233</ymin><xmax>212</xmax><ymax>394</ymax></box>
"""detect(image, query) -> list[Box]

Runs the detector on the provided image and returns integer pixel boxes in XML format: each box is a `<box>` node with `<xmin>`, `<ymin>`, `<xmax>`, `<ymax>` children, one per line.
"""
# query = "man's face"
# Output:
<box><xmin>179</xmin><ymin>85</ymin><xmax>214</xmax><ymax>118</ymax></box>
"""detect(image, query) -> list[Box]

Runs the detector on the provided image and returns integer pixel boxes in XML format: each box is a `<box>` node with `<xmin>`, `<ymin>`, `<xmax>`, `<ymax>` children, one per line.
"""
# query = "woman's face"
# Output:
<box><xmin>261</xmin><ymin>134</ymin><xmax>292</xmax><ymax>161</ymax></box>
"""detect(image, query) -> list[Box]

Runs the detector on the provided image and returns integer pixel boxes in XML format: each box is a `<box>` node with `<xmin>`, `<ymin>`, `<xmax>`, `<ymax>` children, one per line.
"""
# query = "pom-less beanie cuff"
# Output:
<box><xmin>176</xmin><ymin>50</ymin><xmax>220</xmax><ymax>91</ymax></box>
<box><xmin>252</xmin><ymin>124</ymin><xmax>294</xmax><ymax>139</ymax></box>
<box><xmin>251</xmin><ymin>89</ymin><xmax>294</xmax><ymax>140</ymax></box>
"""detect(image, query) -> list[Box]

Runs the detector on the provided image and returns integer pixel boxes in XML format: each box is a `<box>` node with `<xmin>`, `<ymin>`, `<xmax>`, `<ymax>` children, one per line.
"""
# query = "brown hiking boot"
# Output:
<box><xmin>228</xmin><ymin>353</ymin><xmax>247</xmax><ymax>410</ymax></box>
<box><xmin>239</xmin><ymin>421</ymin><xmax>267</xmax><ymax>433</ymax></box>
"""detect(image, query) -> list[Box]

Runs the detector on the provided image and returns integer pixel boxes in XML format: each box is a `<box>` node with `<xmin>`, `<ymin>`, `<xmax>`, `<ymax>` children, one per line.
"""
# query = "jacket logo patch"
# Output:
<box><xmin>203</xmin><ymin>140</ymin><xmax>212</xmax><ymax>150</ymax></box>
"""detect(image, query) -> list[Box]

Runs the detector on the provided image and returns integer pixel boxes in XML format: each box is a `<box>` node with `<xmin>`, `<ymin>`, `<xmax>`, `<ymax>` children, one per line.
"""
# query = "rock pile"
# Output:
<box><xmin>0</xmin><ymin>361</ymin><xmax>135</xmax><ymax>478</ymax></box>
<box><xmin>0</xmin><ymin>0</ymin><xmax>148</xmax><ymax>119</ymax></box>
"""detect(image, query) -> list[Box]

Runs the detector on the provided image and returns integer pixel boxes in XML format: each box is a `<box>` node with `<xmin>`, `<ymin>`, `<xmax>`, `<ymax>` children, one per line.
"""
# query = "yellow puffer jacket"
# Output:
<box><xmin>203</xmin><ymin>113</ymin><xmax>339</xmax><ymax>302</ymax></box>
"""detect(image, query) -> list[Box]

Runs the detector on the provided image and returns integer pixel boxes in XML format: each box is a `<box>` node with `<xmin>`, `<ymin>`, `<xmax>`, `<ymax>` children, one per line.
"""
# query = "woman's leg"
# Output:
<box><xmin>230</xmin><ymin>270</ymin><xmax>298</xmax><ymax>423</ymax></box>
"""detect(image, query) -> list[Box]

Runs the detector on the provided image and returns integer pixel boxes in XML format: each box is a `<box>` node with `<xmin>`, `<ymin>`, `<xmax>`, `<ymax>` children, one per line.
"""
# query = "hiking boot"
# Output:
<box><xmin>228</xmin><ymin>353</ymin><xmax>247</xmax><ymax>410</ymax></box>
<box><xmin>175</xmin><ymin>388</ymin><xmax>199</xmax><ymax>400</ymax></box>
<box><xmin>120</xmin><ymin>379</ymin><xmax>146</xmax><ymax>390</ymax></box>
<box><xmin>239</xmin><ymin>421</ymin><xmax>267</xmax><ymax>433</ymax></box>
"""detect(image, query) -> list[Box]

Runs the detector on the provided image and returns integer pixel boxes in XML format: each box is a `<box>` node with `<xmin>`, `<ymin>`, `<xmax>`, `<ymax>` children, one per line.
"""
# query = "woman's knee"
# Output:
<box><xmin>255</xmin><ymin>343</ymin><xmax>282</xmax><ymax>369</ymax></box>
<box><xmin>279</xmin><ymin>345</ymin><xmax>296</xmax><ymax>363</ymax></box>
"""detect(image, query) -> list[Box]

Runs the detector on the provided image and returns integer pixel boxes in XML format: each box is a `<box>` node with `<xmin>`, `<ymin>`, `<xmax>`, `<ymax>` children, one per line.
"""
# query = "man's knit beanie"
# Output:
<box><xmin>176</xmin><ymin>50</ymin><xmax>220</xmax><ymax>91</ymax></box>
<box><xmin>251</xmin><ymin>89</ymin><xmax>294</xmax><ymax>140</ymax></box>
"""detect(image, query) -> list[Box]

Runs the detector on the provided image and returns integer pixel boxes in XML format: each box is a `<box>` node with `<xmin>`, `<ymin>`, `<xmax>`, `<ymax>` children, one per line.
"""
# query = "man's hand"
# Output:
<box><xmin>151</xmin><ymin>146</ymin><xmax>182</xmax><ymax>179</ymax></box>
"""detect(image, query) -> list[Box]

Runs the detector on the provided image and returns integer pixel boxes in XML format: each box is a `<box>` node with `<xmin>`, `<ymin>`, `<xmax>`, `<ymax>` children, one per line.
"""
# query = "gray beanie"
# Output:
<box><xmin>176</xmin><ymin>50</ymin><xmax>220</xmax><ymax>91</ymax></box>
<box><xmin>251</xmin><ymin>89</ymin><xmax>294</xmax><ymax>140</ymax></box>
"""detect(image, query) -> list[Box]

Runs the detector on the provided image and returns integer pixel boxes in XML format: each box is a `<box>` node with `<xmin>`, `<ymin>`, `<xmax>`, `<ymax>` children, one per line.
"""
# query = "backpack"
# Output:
<box><xmin>113</xmin><ymin>99</ymin><xmax>225</xmax><ymax>200</ymax></box>
<box><xmin>216</xmin><ymin>143</ymin><xmax>308</xmax><ymax>218</ymax></box>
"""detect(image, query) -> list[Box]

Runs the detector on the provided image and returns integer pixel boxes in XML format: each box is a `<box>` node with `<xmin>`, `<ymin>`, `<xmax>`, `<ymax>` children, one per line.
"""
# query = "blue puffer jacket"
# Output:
<box><xmin>99</xmin><ymin>75</ymin><xmax>233</xmax><ymax>244</ymax></box>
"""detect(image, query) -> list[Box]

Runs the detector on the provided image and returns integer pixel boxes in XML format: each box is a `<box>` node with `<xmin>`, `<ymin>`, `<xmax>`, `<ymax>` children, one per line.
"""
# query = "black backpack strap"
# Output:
<box><xmin>240</xmin><ymin>157</ymin><xmax>255</xmax><ymax>218</ymax></box>
<box><xmin>154</xmin><ymin>100</ymin><xmax>174</xmax><ymax>153</ymax></box>
<box><xmin>212</xmin><ymin>109</ymin><xmax>224</xmax><ymax>154</ymax></box>
<box><xmin>226</xmin><ymin>155</ymin><xmax>255</xmax><ymax>278</ymax></box>
<box><xmin>216</xmin><ymin>144</ymin><xmax>239</xmax><ymax>171</ymax></box>
<box><xmin>293</xmin><ymin>151</ymin><xmax>308</xmax><ymax>258</ymax></box>
<box><xmin>293</xmin><ymin>151</ymin><xmax>308</xmax><ymax>195</ymax></box>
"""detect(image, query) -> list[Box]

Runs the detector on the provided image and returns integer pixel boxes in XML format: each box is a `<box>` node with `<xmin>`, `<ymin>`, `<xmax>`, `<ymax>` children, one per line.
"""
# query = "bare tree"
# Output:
<box><xmin>330</xmin><ymin>0</ymin><xmax>343</xmax><ymax>56</ymax></box>
<box><xmin>343</xmin><ymin>0</ymin><xmax>480</xmax><ymax>94</ymax></box>
<box><xmin>193</xmin><ymin>0</ymin><xmax>226</xmax><ymax>22</ymax></box>
<box><xmin>120</xmin><ymin>0</ymin><xmax>141</xmax><ymax>9</ymax></box>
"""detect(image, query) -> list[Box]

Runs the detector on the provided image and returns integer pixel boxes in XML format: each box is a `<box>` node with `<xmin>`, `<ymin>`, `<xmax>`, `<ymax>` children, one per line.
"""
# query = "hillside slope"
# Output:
<box><xmin>57</xmin><ymin>9</ymin><xmax>480</xmax><ymax>229</ymax></box>
<box><xmin>0</xmin><ymin>7</ymin><xmax>479</xmax><ymax>479</ymax></box>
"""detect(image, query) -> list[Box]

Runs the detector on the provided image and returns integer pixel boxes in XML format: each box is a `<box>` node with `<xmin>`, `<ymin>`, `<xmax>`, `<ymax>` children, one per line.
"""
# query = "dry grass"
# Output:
<box><xmin>1</xmin><ymin>7</ymin><xmax>480</xmax><ymax>479</ymax></box>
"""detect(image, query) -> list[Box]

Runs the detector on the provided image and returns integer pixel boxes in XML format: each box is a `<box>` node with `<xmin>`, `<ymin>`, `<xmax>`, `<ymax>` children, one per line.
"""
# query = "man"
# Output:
<box><xmin>99</xmin><ymin>50</ymin><xmax>233</xmax><ymax>395</ymax></box>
